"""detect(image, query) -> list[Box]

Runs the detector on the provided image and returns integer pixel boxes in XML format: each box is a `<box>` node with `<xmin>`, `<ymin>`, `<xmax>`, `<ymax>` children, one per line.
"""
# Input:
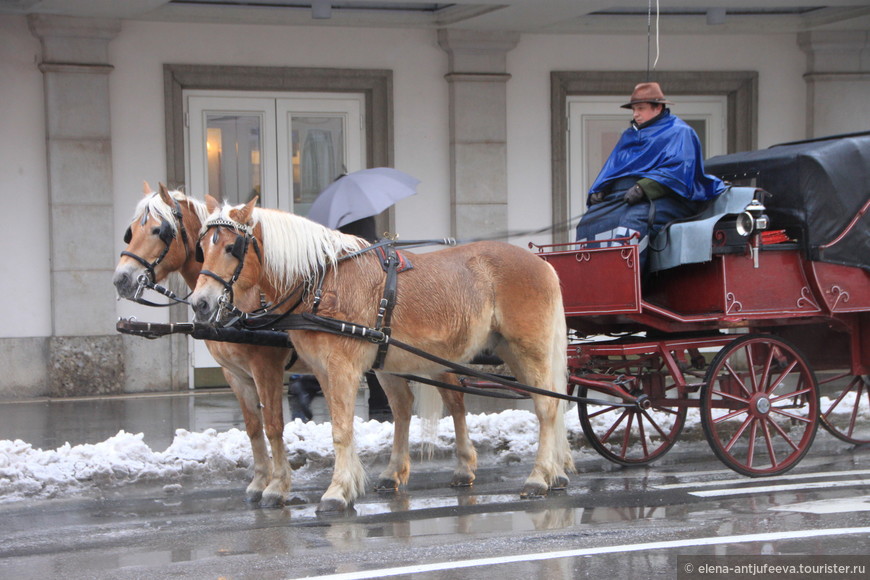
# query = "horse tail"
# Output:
<box><xmin>549</xmin><ymin>277</ymin><xmax>575</xmax><ymax>474</ymax></box>
<box><xmin>413</xmin><ymin>381</ymin><xmax>444</xmax><ymax>460</ymax></box>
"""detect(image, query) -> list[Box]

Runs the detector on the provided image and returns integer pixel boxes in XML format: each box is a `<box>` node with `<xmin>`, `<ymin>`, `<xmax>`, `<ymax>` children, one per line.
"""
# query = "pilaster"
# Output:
<box><xmin>29</xmin><ymin>15</ymin><xmax>124</xmax><ymax>396</ymax></box>
<box><xmin>438</xmin><ymin>29</ymin><xmax>519</xmax><ymax>239</ymax></box>
<box><xmin>798</xmin><ymin>30</ymin><xmax>870</xmax><ymax>138</ymax></box>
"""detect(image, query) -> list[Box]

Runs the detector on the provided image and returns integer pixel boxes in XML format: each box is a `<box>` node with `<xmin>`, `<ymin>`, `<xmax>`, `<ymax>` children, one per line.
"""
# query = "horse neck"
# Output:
<box><xmin>178</xmin><ymin>198</ymin><xmax>205</xmax><ymax>290</ymax></box>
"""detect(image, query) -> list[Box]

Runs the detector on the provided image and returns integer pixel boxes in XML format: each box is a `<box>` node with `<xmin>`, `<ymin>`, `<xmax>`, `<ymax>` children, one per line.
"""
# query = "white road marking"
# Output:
<box><xmin>654</xmin><ymin>469</ymin><xmax>870</xmax><ymax>490</ymax></box>
<box><xmin>689</xmin><ymin>479</ymin><xmax>870</xmax><ymax>497</ymax></box>
<box><xmin>294</xmin><ymin>527</ymin><xmax>870</xmax><ymax>580</ymax></box>
<box><xmin>769</xmin><ymin>495</ymin><xmax>870</xmax><ymax>514</ymax></box>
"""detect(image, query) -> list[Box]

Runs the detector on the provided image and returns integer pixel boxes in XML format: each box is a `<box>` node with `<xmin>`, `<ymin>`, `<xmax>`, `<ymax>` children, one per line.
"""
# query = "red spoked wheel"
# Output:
<box><xmin>701</xmin><ymin>334</ymin><xmax>819</xmax><ymax>477</ymax></box>
<box><xmin>818</xmin><ymin>372</ymin><xmax>870</xmax><ymax>444</ymax></box>
<box><xmin>576</xmin><ymin>353</ymin><xmax>687</xmax><ymax>466</ymax></box>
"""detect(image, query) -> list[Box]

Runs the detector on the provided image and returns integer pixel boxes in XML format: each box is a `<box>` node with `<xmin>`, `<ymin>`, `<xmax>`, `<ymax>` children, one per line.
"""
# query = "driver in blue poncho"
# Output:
<box><xmin>576</xmin><ymin>82</ymin><xmax>727</xmax><ymax>270</ymax></box>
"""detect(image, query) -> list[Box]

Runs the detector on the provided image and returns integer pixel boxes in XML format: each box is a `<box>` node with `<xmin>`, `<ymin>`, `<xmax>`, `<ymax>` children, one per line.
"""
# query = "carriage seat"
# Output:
<box><xmin>648</xmin><ymin>186</ymin><xmax>757</xmax><ymax>273</ymax></box>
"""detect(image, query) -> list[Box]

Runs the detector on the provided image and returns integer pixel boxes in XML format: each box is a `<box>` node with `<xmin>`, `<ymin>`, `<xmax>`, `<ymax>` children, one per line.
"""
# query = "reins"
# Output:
<box><xmin>228</xmin><ymin>311</ymin><xmax>635</xmax><ymax>408</ymax></box>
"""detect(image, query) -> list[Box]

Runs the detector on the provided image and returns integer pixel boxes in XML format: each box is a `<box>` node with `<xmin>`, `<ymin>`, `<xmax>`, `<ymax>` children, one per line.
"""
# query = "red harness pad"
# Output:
<box><xmin>374</xmin><ymin>246</ymin><xmax>413</xmax><ymax>273</ymax></box>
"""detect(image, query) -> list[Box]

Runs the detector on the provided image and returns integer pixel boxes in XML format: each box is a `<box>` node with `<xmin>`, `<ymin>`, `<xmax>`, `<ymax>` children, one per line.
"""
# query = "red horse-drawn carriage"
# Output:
<box><xmin>533</xmin><ymin>132</ymin><xmax>869</xmax><ymax>476</ymax></box>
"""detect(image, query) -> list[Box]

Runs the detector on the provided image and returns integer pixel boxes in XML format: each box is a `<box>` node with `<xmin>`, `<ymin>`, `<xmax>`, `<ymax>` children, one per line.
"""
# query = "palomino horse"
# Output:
<box><xmin>113</xmin><ymin>183</ymin><xmax>295</xmax><ymax>506</ymax></box>
<box><xmin>190</xmin><ymin>196</ymin><xmax>573</xmax><ymax>512</ymax></box>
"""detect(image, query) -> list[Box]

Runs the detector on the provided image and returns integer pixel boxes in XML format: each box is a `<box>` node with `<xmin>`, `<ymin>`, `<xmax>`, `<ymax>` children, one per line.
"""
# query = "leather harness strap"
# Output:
<box><xmin>308</xmin><ymin>240</ymin><xmax>412</xmax><ymax>371</ymax></box>
<box><xmin>372</xmin><ymin>244</ymin><xmax>402</xmax><ymax>370</ymax></box>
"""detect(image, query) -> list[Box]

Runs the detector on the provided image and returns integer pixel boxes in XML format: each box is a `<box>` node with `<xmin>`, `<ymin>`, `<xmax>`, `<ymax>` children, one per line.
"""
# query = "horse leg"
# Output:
<box><xmin>373</xmin><ymin>373</ymin><xmax>413</xmax><ymax>491</ymax></box>
<box><xmin>317</xmin><ymin>367</ymin><xmax>367</xmax><ymax>512</ymax></box>
<box><xmin>499</xmin><ymin>344</ymin><xmax>571</xmax><ymax>498</ymax></box>
<box><xmin>437</xmin><ymin>374</ymin><xmax>477</xmax><ymax>487</ymax></box>
<box><xmin>521</xmin><ymin>392</ymin><xmax>569</xmax><ymax>498</ymax></box>
<box><xmin>252</xmin><ymin>352</ymin><xmax>293</xmax><ymax>507</ymax></box>
<box><xmin>223</xmin><ymin>369</ymin><xmax>271</xmax><ymax>503</ymax></box>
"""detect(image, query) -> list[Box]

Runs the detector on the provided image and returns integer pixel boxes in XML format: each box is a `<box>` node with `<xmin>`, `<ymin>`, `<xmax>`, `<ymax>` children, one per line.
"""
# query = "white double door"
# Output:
<box><xmin>185</xmin><ymin>91</ymin><xmax>366</xmax><ymax>379</ymax></box>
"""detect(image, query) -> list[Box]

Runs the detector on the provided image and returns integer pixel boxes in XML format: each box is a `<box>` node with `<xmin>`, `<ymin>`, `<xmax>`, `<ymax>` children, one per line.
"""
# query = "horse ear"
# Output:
<box><xmin>157</xmin><ymin>182</ymin><xmax>173</xmax><ymax>206</ymax></box>
<box><xmin>143</xmin><ymin>181</ymin><xmax>152</xmax><ymax>195</ymax></box>
<box><xmin>232</xmin><ymin>196</ymin><xmax>258</xmax><ymax>226</ymax></box>
<box><xmin>205</xmin><ymin>195</ymin><xmax>220</xmax><ymax>214</ymax></box>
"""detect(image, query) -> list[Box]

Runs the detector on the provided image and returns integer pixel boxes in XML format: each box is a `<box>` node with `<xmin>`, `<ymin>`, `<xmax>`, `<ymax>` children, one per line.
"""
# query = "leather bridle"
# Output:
<box><xmin>195</xmin><ymin>217</ymin><xmax>263</xmax><ymax>325</ymax></box>
<box><xmin>119</xmin><ymin>195</ymin><xmax>192</xmax><ymax>306</ymax></box>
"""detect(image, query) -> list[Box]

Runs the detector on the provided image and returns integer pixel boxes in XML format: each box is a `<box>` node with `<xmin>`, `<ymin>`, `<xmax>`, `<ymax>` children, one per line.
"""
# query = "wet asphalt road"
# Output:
<box><xmin>1</xmin><ymin>432</ymin><xmax>868</xmax><ymax>580</ymax></box>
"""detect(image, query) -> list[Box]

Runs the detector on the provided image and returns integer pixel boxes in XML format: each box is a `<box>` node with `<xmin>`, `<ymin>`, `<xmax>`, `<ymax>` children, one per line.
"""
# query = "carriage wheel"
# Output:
<box><xmin>577</xmin><ymin>354</ymin><xmax>686</xmax><ymax>466</ymax></box>
<box><xmin>818</xmin><ymin>372</ymin><xmax>870</xmax><ymax>445</ymax></box>
<box><xmin>701</xmin><ymin>334</ymin><xmax>819</xmax><ymax>477</ymax></box>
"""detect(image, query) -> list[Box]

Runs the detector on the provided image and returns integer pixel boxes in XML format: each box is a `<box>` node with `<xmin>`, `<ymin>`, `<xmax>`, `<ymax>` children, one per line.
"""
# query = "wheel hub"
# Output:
<box><xmin>751</xmin><ymin>393</ymin><xmax>771</xmax><ymax>416</ymax></box>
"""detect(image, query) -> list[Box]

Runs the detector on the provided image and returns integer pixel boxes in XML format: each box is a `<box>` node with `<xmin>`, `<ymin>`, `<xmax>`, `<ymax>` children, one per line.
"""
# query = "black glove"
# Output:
<box><xmin>588</xmin><ymin>191</ymin><xmax>605</xmax><ymax>206</ymax></box>
<box><xmin>623</xmin><ymin>183</ymin><xmax>646</xmax><ymax>205</ymax></box>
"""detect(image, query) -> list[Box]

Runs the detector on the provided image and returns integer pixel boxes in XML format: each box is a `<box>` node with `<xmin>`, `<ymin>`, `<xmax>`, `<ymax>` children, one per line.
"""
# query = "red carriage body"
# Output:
<box><xmin>534</xmin><ymin>133</ymin><xmax>870</xmax><ymax>476</ymax></box>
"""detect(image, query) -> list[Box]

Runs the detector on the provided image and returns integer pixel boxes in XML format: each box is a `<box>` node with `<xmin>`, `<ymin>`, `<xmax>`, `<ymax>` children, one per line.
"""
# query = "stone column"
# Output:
<box><xmin>798</xmin><ymin>30</ymin><xmax>870</xmax><ymax>138</ymax></box>
<box><xmin>29</xmin><ymin>15</ymin><xmax>124</xmax><ymax>397</ymax></box>
<box><xmin>438</xmin><ymin>29</ymin><xmax>520</xmax><ymax>240</ymax></box>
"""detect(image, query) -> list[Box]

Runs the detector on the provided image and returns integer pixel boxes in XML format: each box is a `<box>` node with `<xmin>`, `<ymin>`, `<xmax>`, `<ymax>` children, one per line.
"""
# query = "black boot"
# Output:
<box><xmin>288</xmin><ymin>374</ymin><xmax>320</xmax><ymax>422</ymax></box>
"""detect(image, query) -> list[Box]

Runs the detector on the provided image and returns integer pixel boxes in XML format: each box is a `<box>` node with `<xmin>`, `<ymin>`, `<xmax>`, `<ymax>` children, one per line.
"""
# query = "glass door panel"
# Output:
<box><xmin>205</xmin><ymin>113</ymin><xmax>262</xmax><ymax>205</ymax></box>
<box><xmin>292</xmin><ymin>116</ymin><xmax>346</xmax><ymax>216</ymax></box>
<box><xmin>187</xmin><ymin>96</ymin><xmax>277</xmax><ymax>209</ymax></box>
<box><xmin>277</xmin><ymin>95</ymin><xmax>364</xmax><ymax>215</ymax></box>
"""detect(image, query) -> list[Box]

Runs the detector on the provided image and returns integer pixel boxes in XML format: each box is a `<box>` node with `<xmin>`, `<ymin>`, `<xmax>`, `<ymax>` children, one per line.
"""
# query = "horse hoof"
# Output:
<box><xmin>260</xmin><ymin>493</ymin><xmax>286</xmax><ymax>509</ymax></box>
<box><xmin>550</xmin><ymin>475</ymin><xmax>569</xmax><ymax>490</ymax></box>
<box><xmin>245</xmin><ymin>490</ymin><xmax>263</xmax><ymax>503</ymax></box>
<box><xmin>450</xmin><ymin>474</ymin><xmax>475</xmax><ymax>488</ymax></box>
<box><xmin>374</xmin><ymin>479</ymin><xmax>399</xmax><ymax>492</ymax></box>
<box><xmin>316</xmin><ymin>498</ymin><xmax>349</xmax><ymax>513</ymax></box>
<box><xmin>519</xmin><ymin>483</ymin><xmax>548</xmax><ymax>499</ymax></box>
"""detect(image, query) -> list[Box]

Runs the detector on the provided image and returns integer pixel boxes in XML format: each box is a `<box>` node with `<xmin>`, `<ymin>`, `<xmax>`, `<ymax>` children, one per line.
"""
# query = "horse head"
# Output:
<box><xmin>113</xmin><ymin>182</ymin><xmax>205</xmax><ymax>301</ymax></box>
<box><xmin>190</xmin><ymin>195</ymin><xmax>266</xmax><ymax>325</ymax></box>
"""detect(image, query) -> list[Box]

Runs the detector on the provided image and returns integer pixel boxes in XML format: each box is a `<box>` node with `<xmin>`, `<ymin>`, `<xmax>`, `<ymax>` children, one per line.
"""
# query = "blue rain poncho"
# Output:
<box><xmin>577</xmin><ymin>110</ymin><xmax>727</xmax><ymax>270</ymax></box>
<box><xmin>588</xmin><ymin>109</ymin><xmax>726</xmax><ymax>202</ymax></box>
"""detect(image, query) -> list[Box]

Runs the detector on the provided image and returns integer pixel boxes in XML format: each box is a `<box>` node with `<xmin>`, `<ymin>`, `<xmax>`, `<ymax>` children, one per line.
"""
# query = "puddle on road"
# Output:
<box><xmin>279</xmin><ymin>490</ymin><xmax>672</xmax><ymax>541</ymax></box>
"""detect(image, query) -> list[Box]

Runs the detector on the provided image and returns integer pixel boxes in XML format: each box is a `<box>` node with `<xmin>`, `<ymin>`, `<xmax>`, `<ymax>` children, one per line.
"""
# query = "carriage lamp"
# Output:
<box><xmin>736</xmin><ymin>198</ymin><xmax>770</xmax><ymax>268</ymax></box>
<box><xmin>735</xmin><ymin>198</ymin><xmax>770</xmax><ymax>237</ymax></box>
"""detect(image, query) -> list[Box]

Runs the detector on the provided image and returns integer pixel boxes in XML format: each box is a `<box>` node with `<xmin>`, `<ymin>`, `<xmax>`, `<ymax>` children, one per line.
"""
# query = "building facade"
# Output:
<box><xmin>1</xmin><ymin>4</ymin><xmax>868</xmax><ymax>398</ymax></box>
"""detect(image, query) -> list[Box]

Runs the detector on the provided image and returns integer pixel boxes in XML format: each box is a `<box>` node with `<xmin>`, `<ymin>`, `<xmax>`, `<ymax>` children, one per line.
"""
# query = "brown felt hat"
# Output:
<box><xmin>621</xmin><ymin>82</ymin><xmax>673</xmax><ymax>109</ymax></box>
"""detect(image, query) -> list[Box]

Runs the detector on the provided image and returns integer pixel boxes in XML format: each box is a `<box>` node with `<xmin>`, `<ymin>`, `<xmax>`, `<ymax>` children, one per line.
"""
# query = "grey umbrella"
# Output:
<box><xmin>307</xmin><ymin>167</ymin><xmax>420</xmax><ymax>229</ymax></box>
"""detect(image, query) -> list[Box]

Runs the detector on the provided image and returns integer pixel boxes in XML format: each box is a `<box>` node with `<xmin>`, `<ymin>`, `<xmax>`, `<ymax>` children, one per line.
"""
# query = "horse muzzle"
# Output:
<box><xmin>191</xmin><ymin>293</ymin><xmax>218</xmax><ymax>323</ymax></box>
<box><xmin>113</xmin><ymin>266</ymin><xmax>143</xmax><ymax>300</ymax></box>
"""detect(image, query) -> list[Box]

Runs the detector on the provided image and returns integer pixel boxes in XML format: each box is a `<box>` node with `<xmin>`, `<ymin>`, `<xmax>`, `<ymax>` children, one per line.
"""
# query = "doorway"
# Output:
<box><xmin>185</xmin><ymin>90</ymin><xmax>366</xmax><ymax>383</ymax></box>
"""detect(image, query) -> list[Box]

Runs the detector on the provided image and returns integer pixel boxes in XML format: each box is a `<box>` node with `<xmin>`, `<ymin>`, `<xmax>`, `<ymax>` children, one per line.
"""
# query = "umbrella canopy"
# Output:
<box><xmin>307</xmin><ymin>167</ymin><xmax>420</xmax><ymax>229</ymax></box>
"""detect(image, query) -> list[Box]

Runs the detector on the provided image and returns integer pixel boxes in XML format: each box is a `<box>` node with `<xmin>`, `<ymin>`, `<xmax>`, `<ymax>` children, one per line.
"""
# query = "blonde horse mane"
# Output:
<box><xmin>130</xmin><ymin>188</ymin><xmax>209</xmax><ymax>237</ymax></box>
<box><xmin>207</xmin><ymin>204</ymin><xmax>366</xmax><ymax>297</ymax></box>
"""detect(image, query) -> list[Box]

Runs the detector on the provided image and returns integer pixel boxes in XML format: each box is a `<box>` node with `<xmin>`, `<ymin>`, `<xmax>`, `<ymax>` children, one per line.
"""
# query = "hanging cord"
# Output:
<box><xmin>646</xmin><ymin>0</ymin><xmax>661</xmax><ymax>81</ymax></box>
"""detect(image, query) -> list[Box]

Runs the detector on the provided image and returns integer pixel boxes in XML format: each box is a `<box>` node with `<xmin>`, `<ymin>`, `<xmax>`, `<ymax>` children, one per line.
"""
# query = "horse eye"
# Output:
<box><xmin>225</xmin><ymin>245</ymin><xmax>234</xmax><ymax>254</ymax></box>
<box><xmin>152</xmin><ymin>226</ymin><xmax>161</xmax><ymax>236</ymax></box>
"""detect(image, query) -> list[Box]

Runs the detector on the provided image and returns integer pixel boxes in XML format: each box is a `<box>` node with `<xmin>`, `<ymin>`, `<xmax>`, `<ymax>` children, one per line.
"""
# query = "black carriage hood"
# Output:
<box><xmin>705</xmin><ymin>132</ymin><xmax>870</xmax><ymax>271</ymax></box>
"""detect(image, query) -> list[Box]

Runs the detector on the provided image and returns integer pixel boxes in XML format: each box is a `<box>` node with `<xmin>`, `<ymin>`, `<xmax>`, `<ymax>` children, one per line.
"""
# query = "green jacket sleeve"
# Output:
<box><xmin>637</xmin><ymin>178</ymin><xmax>673</xmax><ymax>201</ymax></box>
